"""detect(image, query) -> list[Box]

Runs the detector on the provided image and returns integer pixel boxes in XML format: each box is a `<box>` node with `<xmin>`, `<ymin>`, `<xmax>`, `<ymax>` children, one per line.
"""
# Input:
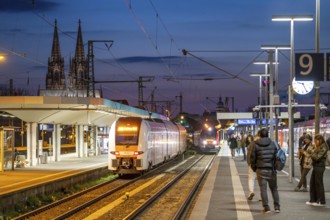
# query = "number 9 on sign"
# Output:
<box><xmin>295</xmin><ymin>53</ymin><xmax>324</xmax><ymax>81</ymax></box>
<box><xmin>299</xmin><ymin>54</ymin><xmax>313</xmax><ymax>76</ymax></box>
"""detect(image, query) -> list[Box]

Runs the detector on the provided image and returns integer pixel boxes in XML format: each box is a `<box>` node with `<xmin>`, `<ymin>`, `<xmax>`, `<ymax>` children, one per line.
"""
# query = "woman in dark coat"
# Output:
<box><xmin>306</xmin><ymin>134</ymin><xmax>328</xmax><ymax>206</ymax></box>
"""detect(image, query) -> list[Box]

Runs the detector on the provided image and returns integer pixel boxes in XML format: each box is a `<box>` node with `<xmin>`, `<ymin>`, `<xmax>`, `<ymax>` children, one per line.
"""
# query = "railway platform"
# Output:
<box><xmin>189</xmin><ymin>143</ymin><xmax>330</xmax><ymax>220</ymax></box>
<box><xmin>0</xmin><ymin>154</ymin><xmax>108</xmax><ymax>215</ymax></box>
<box><xmin>0</xmin><ymin>154</ymin><xmax>108</xmax><ymax>195</ymax></box>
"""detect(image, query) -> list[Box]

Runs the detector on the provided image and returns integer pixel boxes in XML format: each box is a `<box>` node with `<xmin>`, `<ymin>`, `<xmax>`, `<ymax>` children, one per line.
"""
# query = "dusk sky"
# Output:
<box><xmin>1</xmin><ymin>0</ymin><xmax>330</xmax><ymax>117</ymax></box>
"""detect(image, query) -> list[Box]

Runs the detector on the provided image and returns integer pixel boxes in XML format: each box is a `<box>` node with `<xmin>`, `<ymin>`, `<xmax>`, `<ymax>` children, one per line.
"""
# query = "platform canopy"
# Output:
<box><xmin>0</xmin><ymin>96</ymin><xmax>167</xmax><ymax>127</ymax></box>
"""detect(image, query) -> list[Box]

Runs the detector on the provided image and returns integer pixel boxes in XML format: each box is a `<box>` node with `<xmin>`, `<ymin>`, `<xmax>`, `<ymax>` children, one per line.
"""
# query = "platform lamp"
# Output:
<box><xmin>253</xmin><ymin>60</ymin><xmax>278</xmax><ymax>139</ymax></box>
<box><xmin>260</xmin><ymin>45</ymin><xmax>290</xmax><ymax>142</ymax></box>
<box><xmin>315</xmin><ymin>0</ymin><xmax>321</xmax><ymax>135</ymax></box>
<box><xmin>272</xmin><ymin>15</ymin><xmax>313</xmax><ymax>182</ymax></box>
<box><xmin>250</xmin><ymin>72</ymin><xmax>270</xmax><ymax>131</ymax></box>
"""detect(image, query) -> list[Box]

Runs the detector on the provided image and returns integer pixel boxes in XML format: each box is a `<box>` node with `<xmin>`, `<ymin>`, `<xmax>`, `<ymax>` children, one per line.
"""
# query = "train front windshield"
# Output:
<box><xmin>115</xmin><ymin>125</ymin><xmax>139</xmax><ymax>145</ymax></box>
<box><xmin>201</xmin><ymin>130</ymin><xmax>216</xmax><ymax>139</ymax></box>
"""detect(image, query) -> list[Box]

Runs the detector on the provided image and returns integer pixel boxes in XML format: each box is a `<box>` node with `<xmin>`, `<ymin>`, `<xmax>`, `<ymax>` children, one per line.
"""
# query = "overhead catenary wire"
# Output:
<box><xmin>182</xmin><ymin>49</ymin><xmax>256</xmax><ymax>86</ymax></box>
<box><xmin>122</xmin><ymin>0</ymin><xmax>183</xmax><ymax>83</ymax></box>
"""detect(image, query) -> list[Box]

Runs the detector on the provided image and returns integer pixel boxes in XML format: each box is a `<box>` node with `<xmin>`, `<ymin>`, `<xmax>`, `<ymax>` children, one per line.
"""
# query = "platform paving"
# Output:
<box><xmin>189</xmin><ymin>143</ymin><xmax>330</xmax><ymax>220</ymax></box>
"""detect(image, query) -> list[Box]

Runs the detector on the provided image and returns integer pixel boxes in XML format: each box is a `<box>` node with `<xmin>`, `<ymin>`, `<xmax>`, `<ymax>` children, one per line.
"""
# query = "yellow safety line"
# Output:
<box><xmin>229</xmin><ymin>158</ymin><xmax>253</xmax><ymax>219</ymax></box>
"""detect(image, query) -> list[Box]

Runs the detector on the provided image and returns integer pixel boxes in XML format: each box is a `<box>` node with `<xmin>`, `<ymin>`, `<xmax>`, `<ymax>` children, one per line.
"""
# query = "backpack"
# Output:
<box><xmin>274</xmin><ymin>141</ymin><xmax>286</xmax><ymax>171</ymax></box>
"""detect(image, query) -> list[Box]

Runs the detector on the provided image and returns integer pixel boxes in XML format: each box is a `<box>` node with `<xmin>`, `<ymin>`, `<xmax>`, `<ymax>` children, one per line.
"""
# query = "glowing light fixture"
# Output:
<box><xmin>272</xmin><ymin>15</ymin><xmax>313</xmax><ymax>21</ymax></box>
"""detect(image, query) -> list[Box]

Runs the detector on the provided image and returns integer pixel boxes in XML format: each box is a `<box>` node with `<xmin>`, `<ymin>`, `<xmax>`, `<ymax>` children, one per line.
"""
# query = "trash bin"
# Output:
<box><xmin>41</xmin><ymin>152</ymin><xmax>48</xmax><ymax>164</ymax></box>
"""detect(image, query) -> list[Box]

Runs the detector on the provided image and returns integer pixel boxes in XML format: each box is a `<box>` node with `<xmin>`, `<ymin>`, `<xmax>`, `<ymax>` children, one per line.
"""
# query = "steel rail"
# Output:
<box><xmin>173</xmin><ymin>155</ymin><xmax>215</xmax><ymax>219</ymax></box>
<box><xmin>123</xmin><ymin>155</ymin><xmax>207</xmax><ymax>220</ymax></box>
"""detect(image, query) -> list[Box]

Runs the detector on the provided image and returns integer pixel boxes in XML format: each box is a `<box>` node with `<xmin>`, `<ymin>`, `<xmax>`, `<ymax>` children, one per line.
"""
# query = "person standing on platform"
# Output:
<box><xmin>236</xmin><ymin>135</ymin><xmax>241</xmax><ymax>156</ymax></box>
<box><xmin>240</xmin><ymin>132</ymin><xmax>246</xmax><ymax>161</ymax></box>
<box><xmin>306</xmin><ymin>134</ymin><xmax>328</xmax><ymax>207</ymax></box>
<box><xmin>246</xmin><ymin>130</ymin><xmax>260</xmax><ymax>200</ymax></box>
<box><xmin>250</xmin><ymin>128</ymin><xmax>280</xmax><ymax>214</ymax></box>
<box><xmin>228</xmin><ymin>134</ymin><xmax>237</xmax><ymax>159</ymax></box>
<box><xmin>246</xmin><ymin>132</ymin><xmax>254</xmax><ymax>152</ymax></box>
<box><xmin>295</xmin><ymin>134</ymin><xmax>313</xmax><ymax>192</ymax></box>
<box><xmin>298</xmin><ymin>132</ymin><xmax>307</xmax><ymax>150</ymax></box>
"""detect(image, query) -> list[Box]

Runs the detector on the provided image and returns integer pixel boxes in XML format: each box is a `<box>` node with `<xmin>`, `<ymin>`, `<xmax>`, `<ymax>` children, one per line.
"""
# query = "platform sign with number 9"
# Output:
<box><xmin>295</xmin><ymin>53</ymin><xmax>324</xmax><ymax>81</ymax></box>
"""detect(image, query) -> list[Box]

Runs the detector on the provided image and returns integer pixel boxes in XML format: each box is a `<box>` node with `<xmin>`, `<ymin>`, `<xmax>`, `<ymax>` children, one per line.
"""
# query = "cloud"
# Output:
<box><xmin>116</xmin><ymin>56</ymin><xmax>182</xmax><ymax>64</ymax></box>
<box><xmin>163</xmin><ymin>72</ymin><xmax>232</xmax><ymax>82</ymax></box>
<box><xmin>0</xmin><ymin>0</ymin><xmax>59</xmax><ymax>12</ymax></box>
<box><xmin>0</xmin><ymin>28</ymin><xmax>25</xmax><ymax>35</ymax></box>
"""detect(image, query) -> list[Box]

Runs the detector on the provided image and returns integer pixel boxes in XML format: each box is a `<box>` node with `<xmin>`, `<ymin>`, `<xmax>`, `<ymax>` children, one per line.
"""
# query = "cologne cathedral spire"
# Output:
<box><xmin>46</xmin><ymin>19</ymin><xmax>66</xmax><ymax>89</ymax></box>
<box><xmin>69</xmin><ymin>19</ymin><xmax>88</xmax><ymax>90</ymax></box>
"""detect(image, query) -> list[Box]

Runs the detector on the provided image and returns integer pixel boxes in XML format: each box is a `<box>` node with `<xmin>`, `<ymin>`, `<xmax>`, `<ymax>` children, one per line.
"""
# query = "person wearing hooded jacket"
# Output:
<box><xmin>306</xmin><ymin>134</ymin><xmax>328</xmax><ymax>207</ymax></box>
<box><xmin>295</xmin><ymin>134</ymin><xmax>313</xmax><ymax>192</ymax></box>
<box><xmin>250</xmin><ymin>128</ymin><xmax>280</xmax><ymax>214</ymax></box>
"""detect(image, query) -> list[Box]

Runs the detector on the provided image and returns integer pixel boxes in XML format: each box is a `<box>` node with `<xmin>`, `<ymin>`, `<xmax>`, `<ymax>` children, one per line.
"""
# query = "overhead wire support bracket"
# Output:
<box><xmin>87</xmin><ymin>40</ymin><xmax>114</xmax><ymax>97</ymax></box>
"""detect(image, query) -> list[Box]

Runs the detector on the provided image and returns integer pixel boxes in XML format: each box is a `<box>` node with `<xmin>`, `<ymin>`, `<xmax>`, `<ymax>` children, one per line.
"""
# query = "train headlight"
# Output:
<box><xmin>110</xmin><ymin>151</ymin><xmax>119</xmax><ymax>155</ymax></box>
<box><xmin>203</xmin><ymin>140</ymin><xmax>207</xmax><ymax>145</ymax></box>
<box><xmin>134</xmin><ymin>151</ymin><xmax>144</xmax><ymax>155</ymax></box>
<box><xmin>213</xmin><ymin>140</ymin><xmax>217</xmax><ymax>145</ymax></box>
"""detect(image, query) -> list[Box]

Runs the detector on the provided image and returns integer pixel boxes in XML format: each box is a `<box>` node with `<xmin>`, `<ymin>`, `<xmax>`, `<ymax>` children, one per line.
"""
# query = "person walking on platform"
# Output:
<box><xmin>246</xmin><ymin>130</ymin><xmax>260</xmax><ymax>200</ymax></box>
<box><xmin>240</xmin><ymin>132</ymin><xmax>246</xmax><ymax>161</ymax></box>
<box><xmin>228</xmin><ymin>134</ymin><xmax>237</xmax><ymax>159</ymax></box>
<box><xmin>250</xmin><ymin>128</ymin><xmax>280</xmax><ymax>214</ymax></box>
<box><xmin>298</xmin><ymin>132</ymin><xmax>307</xmax><ymax>149</ymax></box>
<box><xmin>306</xmin><ymin>134</ymin><xmax>328</xmax><ymax>207</ymax></box>
<box><xmin>236</xmin><ymin>135</ymin><xmax>241</xmax><ymax>156</ymax></box>
<box><xmin>295</xmin><ymin>134</ymin><xmax>313</xmax><ymax>192</ymax></box>
<box><xmin>246</xmin><ymin>132</ymin><xmax>254</xmax><ymax>148</ymax></box>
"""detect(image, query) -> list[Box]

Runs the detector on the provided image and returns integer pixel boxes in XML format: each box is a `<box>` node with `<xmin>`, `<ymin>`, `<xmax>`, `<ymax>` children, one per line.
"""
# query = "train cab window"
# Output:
<box><xmin>116</xmin><ymin>134</ymin><xmax>138</xmax><ymax>145</ymax></box>
<box><xmin>201</xmin><ymin>130</ymin><xmax>216</xmax><ymax>139</ymax></box>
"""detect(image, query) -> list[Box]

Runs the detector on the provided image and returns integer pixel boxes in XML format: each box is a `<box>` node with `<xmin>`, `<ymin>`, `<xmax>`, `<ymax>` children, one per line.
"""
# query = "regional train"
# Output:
<box><xmin>278</xmin><ymin>116</ymin><xmax>330</xmax><ymax>154</ymax></box>
<box><xmin>193</xmin><ymin>127</ymin><xmax>219</xmax><ymax>151</ymax></box>
<box><xmin>108</xmin><ymin>117</ymin><xmax>187</xmax><ymax>174</ymax></box>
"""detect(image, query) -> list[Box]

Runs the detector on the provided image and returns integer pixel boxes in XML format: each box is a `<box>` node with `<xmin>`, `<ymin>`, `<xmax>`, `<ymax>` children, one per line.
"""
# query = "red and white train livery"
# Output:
<box><xmin>278</xmin><ymin>116</ymin><xmax>330</xmax><ymax>153</ymax></box>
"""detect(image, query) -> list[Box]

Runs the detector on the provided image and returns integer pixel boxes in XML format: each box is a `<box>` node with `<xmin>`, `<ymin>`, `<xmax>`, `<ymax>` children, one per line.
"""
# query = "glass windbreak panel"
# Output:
<box><xmin>1</xmin><ymin>128</ymin><xmax>15</xmax><ymax>170</ymax></box>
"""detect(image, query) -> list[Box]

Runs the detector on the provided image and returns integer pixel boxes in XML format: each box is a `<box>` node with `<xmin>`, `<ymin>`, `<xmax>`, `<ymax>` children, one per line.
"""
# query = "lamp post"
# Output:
<box><xmin>272</xmin><ymin>15</ymin><xmax>313</xmax><ymax>182</ymax></box>
<box><xmin>253</xmin><ymin>60</ymin><xmax>278</xmax><ymax>139</ymax></box>
<box><xmin>315</xmin><ymin>0</ymin><xmax>321</xmax><ymax>134</ymax></box>
<box><xmin>261</xmin><ymin>45</ymin><xmax>291</xmax><ymax>142</ymax></box>
<box><xmin>250</xmin><ymin>72</ymin><xmax>270</xmax><ymax>131</ymax></box>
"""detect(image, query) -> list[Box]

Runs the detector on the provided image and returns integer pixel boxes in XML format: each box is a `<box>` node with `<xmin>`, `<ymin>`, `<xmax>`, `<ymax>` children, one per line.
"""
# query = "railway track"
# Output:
<box><xmin>13</xmin><ymin>154</ymin><xmax>194</xmax><ymax>219</ymax></box>
<box><xmin>124</xmin><ymin>155</ymin><xmax>215</xmax><ymax>220</ymax></box>
<box><xmin>13</xmin><ymin>178</ymin><xmax>136</xmax><ymax>220</ymax></box>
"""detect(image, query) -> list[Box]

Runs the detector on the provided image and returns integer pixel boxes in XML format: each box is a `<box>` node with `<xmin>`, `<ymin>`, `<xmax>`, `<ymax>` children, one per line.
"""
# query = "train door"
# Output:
<box><xmin>0</xmin><ymin>127</ymin><xmax>15</xmax><ymax>172</ymax></box>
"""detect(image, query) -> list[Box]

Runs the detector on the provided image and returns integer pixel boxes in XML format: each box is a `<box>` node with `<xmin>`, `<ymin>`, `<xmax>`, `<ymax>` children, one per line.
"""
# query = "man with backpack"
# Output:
<box><xmin>250</xmin><ymin>128</ymin><xmax>280</xmax><ymax>214</ymax></box>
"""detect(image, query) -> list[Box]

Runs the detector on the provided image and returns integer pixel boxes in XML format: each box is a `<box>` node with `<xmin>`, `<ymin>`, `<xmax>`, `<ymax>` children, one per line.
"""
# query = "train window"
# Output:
<box><xmin>201</xmin><ymin>130</ymin><xmax>216</xmax><ymax>138</ymax></box>
<box><xmin>116</xmin><ymin>134</ymin><xmax>138</xmax><ymax>145</ymax></box>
